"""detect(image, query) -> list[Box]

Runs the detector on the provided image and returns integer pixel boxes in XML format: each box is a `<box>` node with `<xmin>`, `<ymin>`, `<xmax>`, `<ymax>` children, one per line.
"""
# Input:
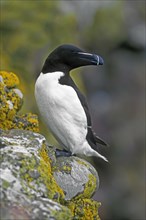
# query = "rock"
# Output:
<box><xmin>0</xmin><ymin>129</ymin><xmax>71</xmax><ymax>219</ymax></box>
<box><xmin>68</xmin><ymin>198</ymin><xmax>101</xmax><ymax>220</ymax></box>
<box><xmin>0</xmin><ymin>129</ymin><xmax>101</xmax><ymax>219</ymax></box>
<box><xmin>53</xmin><ymin>156</ymin><xmax>101</xmax><ymax>219</ymax></box>
<box><xmin>1</xmin><ymin>198</ymin><xmax>71</xmax><ymax>220</ymax></box>
<box><xmin>0</xmin><ymin>129</ymin><xmax>65</xmax><ymax>202</ymax></box>
<box><xmin>53</xmin><ymin>156</ymin><xmax>99</xmax><ymax>200</ymax></box>
<box><xmin>0</xmin><ymin>71</ymin><xmax>39</xmax><ymax>132</ymax></box>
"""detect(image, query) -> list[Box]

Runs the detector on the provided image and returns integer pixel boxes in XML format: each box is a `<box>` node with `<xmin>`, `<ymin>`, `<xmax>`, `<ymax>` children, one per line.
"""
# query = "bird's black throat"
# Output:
<box><xmin>42</xmin><ymin>60</ymin><xmax>70</xmax><ymax>75</ymax></box>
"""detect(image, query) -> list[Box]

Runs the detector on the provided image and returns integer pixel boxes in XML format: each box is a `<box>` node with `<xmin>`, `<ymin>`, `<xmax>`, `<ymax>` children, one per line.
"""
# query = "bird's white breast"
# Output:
<box><xmin>35</xmin><ymin>72</ymin><xmax>88</xmax><ymax>153</ymax></box>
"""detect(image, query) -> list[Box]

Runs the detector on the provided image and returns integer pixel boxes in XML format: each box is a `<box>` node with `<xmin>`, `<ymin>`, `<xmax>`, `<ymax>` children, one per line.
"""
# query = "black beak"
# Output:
<box><xmin>77</xmin><ymin>52</ymin><xmax>104</xmax><ymax>66</ymax></box>
<box><xmin>92</xmin><ymin>54</ymin><xmax>104</xmax><ymax>65</ymax></box>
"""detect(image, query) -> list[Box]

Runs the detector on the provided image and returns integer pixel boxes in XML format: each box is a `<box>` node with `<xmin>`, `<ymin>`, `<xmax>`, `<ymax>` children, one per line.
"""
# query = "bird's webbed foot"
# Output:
<box><xmin>55</xmin><ymin>149</ymin><xmax>72</xmax><ymax>157</ymax></box>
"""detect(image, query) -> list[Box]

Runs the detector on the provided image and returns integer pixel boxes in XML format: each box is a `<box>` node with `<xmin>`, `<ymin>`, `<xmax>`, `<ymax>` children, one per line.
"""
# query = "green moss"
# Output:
<box><xmin>67</xmin><ymin>198</ymin><xmax>101</xmax><ymax>220</ymax></box>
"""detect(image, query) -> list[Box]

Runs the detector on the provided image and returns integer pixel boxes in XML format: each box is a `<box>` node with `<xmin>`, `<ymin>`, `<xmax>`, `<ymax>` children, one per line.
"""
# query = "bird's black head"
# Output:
<box><xmin>42</xmin><ymin>44</ymin><xmax>104</xmax><ymax>74</ymax></box>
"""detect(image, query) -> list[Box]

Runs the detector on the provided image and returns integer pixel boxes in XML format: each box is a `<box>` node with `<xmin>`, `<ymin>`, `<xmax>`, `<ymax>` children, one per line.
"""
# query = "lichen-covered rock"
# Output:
<box><xmin>0</xmin><ymin>71</ymin><xmax>39</xmax><ymax>132</ymax></box>
<box><xmin>0</xmin><ymin>71</ymin><xmax>20</xmax><ymax>88</ymax></box>
<box><xmin>67</xmin><ymin>198</ymin><xmax>101</xmax><ymax>220</ymax></box>
<box><xmin>0</xmin><ymin>129</ymin><xmax>101</xmax><ymax>219</ymax></box>
<box><xmin>53</xmin><ymin>157</ymin><xmax>101</xmax><ymax>219</ymax></box>
<box><xmin>1</xmin><ymin>198</ymin><xmax>71</xmax><ymax>220</ymax></box>
<box><xmin>53</xmin><ymin>156</ymin><xmax>99</xmax><ymax>200</ymax></box>
<box><xmin>0</xmin><ymin>129</ymin><xmax>71</xmax><ymax>220</ymax></box>
<box><xmin>0</xmin><ymin>129</ymin><xmax>64</xmax><ymax>202</ymax></box>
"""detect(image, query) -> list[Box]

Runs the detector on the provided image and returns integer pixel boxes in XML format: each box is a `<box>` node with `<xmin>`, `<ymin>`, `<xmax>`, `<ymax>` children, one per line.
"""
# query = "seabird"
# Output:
<box><xmin>35</xmin><ymin>44</ymin><xmax>108</xmax><ymax>162</ymax></box>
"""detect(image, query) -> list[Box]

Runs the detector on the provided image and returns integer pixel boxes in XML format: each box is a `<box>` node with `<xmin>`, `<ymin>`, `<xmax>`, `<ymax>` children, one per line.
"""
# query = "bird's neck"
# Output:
<box><xmin>42</xmin><ymin>61</ymin><xmax>70</xmax><ymax>75</ymax></box>
<box><xmin>58</xmin><ymin>72</ymin><xmax>70</xmax><ymax>85</ymax></box>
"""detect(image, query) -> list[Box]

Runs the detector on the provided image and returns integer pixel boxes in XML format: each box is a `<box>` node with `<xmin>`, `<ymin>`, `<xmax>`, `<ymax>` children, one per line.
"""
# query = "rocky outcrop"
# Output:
<box><xmin>0</xmin><ymin>129</ymin><xmax>101</xmax><ymax>220</ymax></box>
<box><xmin>0</xmin><ymin>71</ymin><xmax>101</xmax><ymax>219</ymax></box>
<box><xmin>0</xmin><ymin>129</ymin><xmax>71</xmax><ymax>220</ymax></box>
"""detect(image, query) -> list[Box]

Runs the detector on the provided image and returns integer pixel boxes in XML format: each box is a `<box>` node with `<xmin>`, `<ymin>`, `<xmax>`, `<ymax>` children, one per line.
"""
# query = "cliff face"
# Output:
<box><xmin>0</xmin><ymin>71</ymin><xmax>101</xmax><ymax>220</ymax></box>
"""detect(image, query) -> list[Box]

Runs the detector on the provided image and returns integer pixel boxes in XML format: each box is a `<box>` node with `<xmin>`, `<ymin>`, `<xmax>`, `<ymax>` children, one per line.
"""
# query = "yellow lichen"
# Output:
<box><xmin>0</xmin><ymin>110</ymin><xmax>7</xmax><ymax>121</ymax></box>
<box><xmin>0</xmin><ymin>112</ymin><xmax>39</xmax><ymax>132</ymax></box>
<box><xmin>39</xmin><ymin>143</ymin><xmax>52</xmax><ymax>173</ymax></box>
<box><xmin>76</xmin><ymin>158</ymin><xmax>90</xmax><ymax>167</ymax></box>
<box><xmin>0</xmin><ymin>71</ymin><xmax>39</xmax><ymax>132</ymax></box>
<box><xmin>0</xmin><ymin>71</ymin><xmax>19</xmax><ymax>88</ymax></box>
<box><xmin>14</xmin><ymin>113</ymin><xmax>40</xmax><ymax>132</ymax></box>
<box><xmin>38</xmin><ymin>143</ymin><xmax>65</xmax><ymax>202</ymax></box>
<box><xmin>7</xmin><ymin>89</ymin><xmax>23</xmax><ymax>111</ymax></box>
<box><xmin>84</xmin><ymin>174</ymin><xmax>97</xmax><ymax>198</ymax></box>
<box><xmin>0</xmin><ymin>120</ymin><xmax>14</xmax><ymax>130</ymax></box>
<box><xmin>74</xmin><ymin>174</ymin><xmax>97</xmax><ymax>200</ymax></box>
<box><xmin>62</xmin><ymin>165</ymin><xmax>72</xmax><ymax>172</ymax></box>
<box><xmin>67</xmin><ymin>198</ymin><xmax>101</xmax><ymax>220</ymax></box>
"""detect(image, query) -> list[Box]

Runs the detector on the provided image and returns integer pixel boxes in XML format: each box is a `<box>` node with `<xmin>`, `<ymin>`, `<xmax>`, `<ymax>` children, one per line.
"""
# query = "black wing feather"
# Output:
<box><xmin>59</xmin><ymin>75</ymin><xmax>107</xmax><ymax>148</ymax></box>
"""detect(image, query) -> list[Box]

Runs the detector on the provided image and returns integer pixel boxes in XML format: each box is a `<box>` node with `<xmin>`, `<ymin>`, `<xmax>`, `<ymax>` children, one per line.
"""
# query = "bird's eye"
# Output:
<box><xmin>72</xmin><ymin>51</ymin><xmax>78</xmax><ymax>54</ymax></box>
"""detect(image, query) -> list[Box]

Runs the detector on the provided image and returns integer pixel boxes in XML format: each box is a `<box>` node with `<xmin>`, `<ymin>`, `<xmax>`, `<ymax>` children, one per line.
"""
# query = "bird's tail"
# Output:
<box><xmin>82</xmin><ymin>141</ymin><xmax>108</xmax><ymax>162</ymax></box>
<box><xmin>93</xmin><ymin>150</ymin><xmax>108</xmax><ymax>162</ymax></box>
<box><xmin>85</xmin><ymin>144</ymin><xmax>108</xmax><ymax>162</ymax></box>
<box><xmin>94</xmin><ymin>135</ymin><xmax>108</xmax><ymax>146</ymax></box>
<box><xmin>87</xmin><ymin>128</ymin><xmax>108</xmax><ymax>162</ymax></box>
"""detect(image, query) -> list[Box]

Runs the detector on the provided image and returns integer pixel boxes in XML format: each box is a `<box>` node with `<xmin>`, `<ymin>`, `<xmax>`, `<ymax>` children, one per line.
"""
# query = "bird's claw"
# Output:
<box><xmin>55</xmin><ymin>149</ymin><xmax>72</xmax><ymax>157</ymax></box>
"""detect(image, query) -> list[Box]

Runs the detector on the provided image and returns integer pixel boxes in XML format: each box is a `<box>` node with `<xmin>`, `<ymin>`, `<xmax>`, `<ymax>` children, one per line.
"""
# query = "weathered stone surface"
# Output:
<box><xmin>0</xmin><ymin>129</ymin><xmax>71</xmax><ymax>220</ymax></box>
<box><xmin>1</xmin><ymin>198</ymin><xmax>71</xmax><ymax>220</ymax></box>
<box><xmin>53</xmin><ymin>156</ymin><xmax>99</xmax><ymax>200</ymax></box>
<box><xmin>0</xmin><ymin>129</ymin><xmax>101</xmax><ymax>219</ymax></box>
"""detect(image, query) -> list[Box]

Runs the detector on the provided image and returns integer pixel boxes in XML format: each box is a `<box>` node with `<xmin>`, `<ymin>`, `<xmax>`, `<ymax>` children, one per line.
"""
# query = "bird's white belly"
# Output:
<box><xmin>35</xmin><ymin>72</ymin><xmax>88</xmax><ymax>154</ymax></box>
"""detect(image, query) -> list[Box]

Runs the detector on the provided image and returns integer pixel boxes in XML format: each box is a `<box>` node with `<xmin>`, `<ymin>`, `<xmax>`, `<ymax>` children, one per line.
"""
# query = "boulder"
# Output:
<box><xmin>0</xmin><ymin>129</ymin><xmax>101</xmax><ymax>220</ymax></box>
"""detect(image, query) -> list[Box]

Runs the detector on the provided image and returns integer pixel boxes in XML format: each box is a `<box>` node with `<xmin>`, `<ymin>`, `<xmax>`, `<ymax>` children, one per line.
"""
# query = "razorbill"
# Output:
<box><xmin>35</xmin><ymin>44</ymin><xmax>108</xmax><ymax>162</ymax></box>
